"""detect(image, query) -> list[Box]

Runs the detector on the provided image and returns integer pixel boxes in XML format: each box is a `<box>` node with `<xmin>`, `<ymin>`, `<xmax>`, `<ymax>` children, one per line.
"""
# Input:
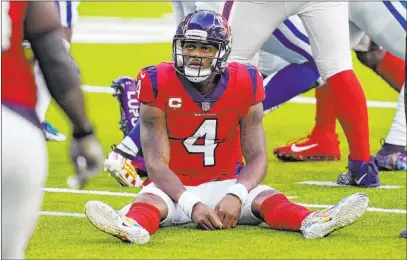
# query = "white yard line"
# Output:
<box><xmin>81</xmin><ymin>84</ymin><xmax>397</xmax><ymax>108</ymax></box>
<box><xmin>42</xmin><ymin>187</ymin><xmax>298</xmax><ymax>200</ymax></box>
<box><xmin>297</xmin><ymin>204</ymin><xmax>406</xmax><ymax>214</ymax></box>
<box><xmin>43</xmin><ymin>187</ymin><xmax>138</xmax><ymax>197</ymax></box>
<box><xmin>298</xmin><ymin>181</ymin><xmax>402</xmax><ymax>189</ymax></box>
<box><xmin>40</xmin><ymin>211</ymin><xmax>86</xmax><ymax>218</ymax></box>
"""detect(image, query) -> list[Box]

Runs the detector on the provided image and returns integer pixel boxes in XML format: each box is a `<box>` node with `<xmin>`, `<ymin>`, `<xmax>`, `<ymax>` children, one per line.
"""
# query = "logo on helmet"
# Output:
<box><xmin>185</xmin><ymin>30</ymin><xmax>208</xmax><ymax>40</ymax></box>
<box><xmin>218</xmin><ymin>17</ymin><xmax>230</xmax><ymax>37</ymax></box>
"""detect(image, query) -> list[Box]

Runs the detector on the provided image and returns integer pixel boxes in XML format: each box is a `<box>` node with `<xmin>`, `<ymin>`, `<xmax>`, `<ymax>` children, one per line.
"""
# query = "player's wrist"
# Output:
<box><xmin>178</xmin><ymin>191</ymin><xmax>202</xmax><ymax>219</ymax></box>
<box><xmin>227</xmin><ymin>183</ymin><xmax>249</xmax><ymax>205</ymax></box>
<box><xmin>72</xmin><ymin>123</ymin><xmax>94</xmax><ymax>140</ymax></box>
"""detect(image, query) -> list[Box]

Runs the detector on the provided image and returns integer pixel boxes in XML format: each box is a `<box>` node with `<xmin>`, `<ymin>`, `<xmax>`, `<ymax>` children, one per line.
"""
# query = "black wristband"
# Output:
<box><xmin>72</xmin><ymin>128</ymin><xmax>94</xmax><ymax>139</ymax></box>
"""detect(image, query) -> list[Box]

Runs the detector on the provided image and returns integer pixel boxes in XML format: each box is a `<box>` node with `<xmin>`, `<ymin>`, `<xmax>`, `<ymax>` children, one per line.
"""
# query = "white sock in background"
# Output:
<box><xmin>385</xmin><ymin>84</ymin><xmax>406</xmax><ymax>146</ymax></box>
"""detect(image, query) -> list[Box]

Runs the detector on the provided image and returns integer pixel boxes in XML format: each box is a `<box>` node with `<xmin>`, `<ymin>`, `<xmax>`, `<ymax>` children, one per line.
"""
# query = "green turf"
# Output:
<box><xmin>78</xmin><ymin>2</ymin><xmax>173</xmax><ymax>18</ymax></box>
<box><xmin>25</xmin><ymin>6</ymin><xmax>406</xmax><ymax>260</ymax></box>
<box><xmin>72</xmin><ymin>43</ymin><xmax>171</xmax><ymax>86</ymax></box>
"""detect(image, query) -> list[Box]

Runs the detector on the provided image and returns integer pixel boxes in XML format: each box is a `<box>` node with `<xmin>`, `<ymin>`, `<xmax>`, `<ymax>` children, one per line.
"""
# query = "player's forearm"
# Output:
<box><xmin>236</xmin><ymin>153</ymin><xmax>268</xmax><ymax>192</ymax></box>
<box><xmin>140</xmin><ymin>104</ymin><xmax>186</xmax><ymax>201</ymax></box>
<box><xmin>238</xmin><ymin>103</ymin><xmax>268</xmax><ymax>192</ymax></box>
<box><xmin>27</xmin><ymin>28</ymin><xmax>93</xmax><ymax>133</ymax></box>
<box><xmin>147</xmin><ymin>163</ymin><xmax>186</xmax><ymax>201</ymax></box>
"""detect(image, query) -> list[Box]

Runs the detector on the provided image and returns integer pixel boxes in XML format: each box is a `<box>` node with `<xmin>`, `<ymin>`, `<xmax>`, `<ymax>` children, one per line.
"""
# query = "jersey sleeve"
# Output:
<box><xmin>136</xmin><ymin>66</ymin><xmax>166</xmax><ymax>111</ymax></box>
<box><xmin>244</xmin><ymin>64</ymin><xmax>265</xmax><ymax>105</ymax></box>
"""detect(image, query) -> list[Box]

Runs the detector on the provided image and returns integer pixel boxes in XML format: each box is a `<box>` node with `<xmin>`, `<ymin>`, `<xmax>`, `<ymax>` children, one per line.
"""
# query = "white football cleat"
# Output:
<box><xmin>85</xmin><ymin>200</ymin><xmax>150</xmax><ymax>244</ymax></box>
<box><xmin>301</xmin><ymin>193</ymin><xmax>369</xmax><ymax>239</ymax></box>
<box><xmin>104</xmin><ymin>150</ymin><xmax>143</xmax><ymax>187</ymax></box>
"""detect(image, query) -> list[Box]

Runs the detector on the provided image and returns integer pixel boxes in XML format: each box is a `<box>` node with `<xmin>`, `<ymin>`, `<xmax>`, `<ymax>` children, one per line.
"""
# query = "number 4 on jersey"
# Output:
<box><xmin>182</xmin><ymin>119</ymin><xmax>218</xmax><ymax>167</ymax></box>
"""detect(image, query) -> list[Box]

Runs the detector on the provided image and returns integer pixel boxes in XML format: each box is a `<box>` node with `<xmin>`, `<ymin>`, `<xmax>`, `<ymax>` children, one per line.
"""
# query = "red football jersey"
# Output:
<box><xmin>2</xmin><ymin>1</ymin><xmax>37</xmax><ymax>109</ymax></box>
<box><xmin>137</xmin><ymin>62</ymin><xmax>264</xmax><ymax>186</ymax></box>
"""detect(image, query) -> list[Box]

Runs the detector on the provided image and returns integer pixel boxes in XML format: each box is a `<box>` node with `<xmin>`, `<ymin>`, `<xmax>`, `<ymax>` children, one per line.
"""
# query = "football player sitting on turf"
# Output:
<box><xmin>85</xmin><ymin>10</ymin><xmax>369</xmax><ymax>244</ymax></box>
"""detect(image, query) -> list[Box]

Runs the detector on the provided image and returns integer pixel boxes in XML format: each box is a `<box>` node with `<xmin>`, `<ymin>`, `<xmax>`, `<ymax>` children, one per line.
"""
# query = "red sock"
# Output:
<box><xmin>125</xmin><ymin>202</ymin><xmax>161</xmax><ymax>234</ymax></box>
<box><xmin>311</xmin><ymin>84</ymin><xmax>336</xmax><ymax>135</ymax></box>
<box><xmin>327</xmin><ymin>70</ymin><xmax>370</xmax><ymax>162</ymax></box>
<box><xmin>260</xmin><ymin>194</ymin><xmax>312</xmax><ymax>231</ymax></box>
<box><xmin>376</xmin><ymin>52</ymin><xmax>405</xmax><ymax>91</ymax></box>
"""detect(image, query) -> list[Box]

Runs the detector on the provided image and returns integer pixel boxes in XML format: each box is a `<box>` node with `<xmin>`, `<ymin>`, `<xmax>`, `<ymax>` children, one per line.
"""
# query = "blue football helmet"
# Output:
<box><xmin>172</xmin><ymin>10</ymin><xmax>232</xmax><ymax>83</ymax></box>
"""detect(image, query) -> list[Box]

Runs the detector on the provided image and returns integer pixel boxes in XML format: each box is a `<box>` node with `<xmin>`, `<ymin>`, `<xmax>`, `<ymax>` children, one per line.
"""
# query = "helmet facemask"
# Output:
<box><xmin>173</xmin><ymin>38</ymin><xmax>228</xmax><ymax>83</ymax></box>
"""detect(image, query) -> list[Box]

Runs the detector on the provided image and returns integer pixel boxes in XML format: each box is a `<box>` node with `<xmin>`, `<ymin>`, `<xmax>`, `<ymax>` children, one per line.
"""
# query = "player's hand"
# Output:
<box><xmin>215</xmin><ymin>194</ymin><xmax>242</xmax><ymax>229</ymax></box>
<box><xmin>191</xmin><ymin>203</ymin><xmax>223</xmax><ymax>230</ymax></box>
<box><xmin>68</xmin><ymin>134</ymin><xmax>104</xmax><ymax>189</ymax></box>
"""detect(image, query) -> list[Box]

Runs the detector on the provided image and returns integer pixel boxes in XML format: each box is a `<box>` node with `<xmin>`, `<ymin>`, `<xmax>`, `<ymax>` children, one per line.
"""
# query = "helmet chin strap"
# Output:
<box><xmin>184</xmin><ymin>66</ymin><xmax>211</xmax><ymax>83</ymax></box>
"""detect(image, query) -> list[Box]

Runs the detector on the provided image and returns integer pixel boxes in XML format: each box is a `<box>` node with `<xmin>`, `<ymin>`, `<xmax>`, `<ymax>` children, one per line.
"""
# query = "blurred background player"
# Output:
<box><xmin>402</xmin><ymin>37</ymin><xmax>407</xmax><ymax>238</ymax></box>
<box><xmin>32</xmin><ymin>1</ymin><xmax>81</xmax><ymax>141</ymax></box>
<box><xmin>171</xmin><ymin>0</ymin><xmax>196</xmax><ymax>25</ymax></box>
<box><xmin>263</xmin><ymin>2</ymin><xmax>407</xmax><ymax>177</ymax></box>
<box><xmin>2</xmin><ymin>1</ymin><xmax>103</xmax><ymax>258</ymax></box>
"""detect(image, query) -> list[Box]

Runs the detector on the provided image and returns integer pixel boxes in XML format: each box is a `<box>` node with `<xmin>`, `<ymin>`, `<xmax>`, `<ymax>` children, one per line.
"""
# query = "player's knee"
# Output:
<box><xmin>251</xmin><ymin>189</ymin><xmax>282</xmax><ymax>217</ymax></box>
<box><xmin>134</xmin><ymin>192</ymin><xmax>169</xmax><ymax>218</ymax></box>
<box><xmin>355</xmin><ymin>48</ymin><xmax>386</xmax><ymax>71</ymax></box>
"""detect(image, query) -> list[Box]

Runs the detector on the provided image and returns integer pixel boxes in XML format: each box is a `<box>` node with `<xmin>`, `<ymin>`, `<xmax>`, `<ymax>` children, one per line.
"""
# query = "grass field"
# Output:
<box><xmin>25</xmin><ymin>2</ymin><xmax>406</xmax><ymax>259</ymax></box>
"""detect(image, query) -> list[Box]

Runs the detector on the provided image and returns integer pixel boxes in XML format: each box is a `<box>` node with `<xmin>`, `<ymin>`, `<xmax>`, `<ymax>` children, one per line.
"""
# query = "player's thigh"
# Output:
<box><xmin>264</xmin><ymin>15</ymin><xmax>314</xmax><ymax>64</ymax></box>
<box><xmin>189</xmin><ymin>179</ymin><xmax>236</xmax><ymax>209</ymax></box>
<box><xmin>225</xmin><ymin>1</ymin><xmax>288</xmax><ymax>64</ymax></box>
<box><xmin>182</xmin><ymin>1</ymin><xmax>197</xmax><ymax>15</ymax></box>
<box><xmin>195</xmin><ymin>1</ymin><xmax>222</xmax><ymax>12</ymax></box>
<box><xmin>2</xmin><ymin>106</ymin><xmax>47</xmax><ymax>259</ymax></box>
<box><xmin>258</xmin><ymin>50</ymin><xmax>290</xmax><ymax>77</ymax></box>
<box><xmin>295</xmin><ymin>2</ymin><xmax>353</xmax><ymax>80</ymax></box>
<box><xmin>136</xmin><ymin>183</ymin><xmax>191</xmax><ymax>227</ymax></box>
<box><xmin>238</xmin><ymin>185</ymin><xmax>276</xmax><ymax>225</ymax></box>
<box><xmin>349</xmin><ymin>1</ymin><xmax>406</xmax><ymax>60</ymax></box>
<box><xmin>349</xmin><ymin>22</ymin><xmax>369</xmax><ymax>51</ymax></box>
<box><xmin>171</xmin><ymin>1</ymin><xmax>186</xmax><ymax>25</ymax></box>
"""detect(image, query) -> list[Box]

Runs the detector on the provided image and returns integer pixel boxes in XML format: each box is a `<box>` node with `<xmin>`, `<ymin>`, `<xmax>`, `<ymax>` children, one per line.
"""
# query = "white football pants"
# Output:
<box><xmin>225</xmin><ymin>2</ymin><xmax>353</xmax><ymax>81</ymax></box>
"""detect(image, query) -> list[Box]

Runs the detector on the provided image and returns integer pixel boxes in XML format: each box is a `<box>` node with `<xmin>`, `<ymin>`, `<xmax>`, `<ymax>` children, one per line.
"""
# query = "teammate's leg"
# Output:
<box><xmin>171</xmin><ymin>1</ymin><xmax>186</xmax><ymax>25</ymax></box>
<box><xmin>294</xmin><ymin>2</ymin><xmax>379</xmax><ymax>187</ymax></box>
<box><xmin>181</xmin><ymin>1</ymin><xmax>196</xmax><ymax>16</ymax></box>
<box><xmin>34</xmin><ymin>62</ymin><xmax>51</xmax><ymax>124</ymax></box>
<box><xmin>104</xmin><ymin>120</ymin><xmax>146</xmax><ymax>186</ymax></box>
<box><xmin>117</xmin><ymin>121</ymin><xmax>141</xmax><ymax>157</ymax></box>
<box><xmin>349</xmin><ymin>1</ymin><xmax>406</xmax><ymax>60</ymax></box>
<box><xmin>262</xmin><ymin>15</ymin><xmax>339</xmax><ymax>161</ymax></box>
<box><xmin>376</xmin><ymin>85</ymin><xmax>406</xmax><ymax>170</ymax></box>
<box><xmin>1</xmin><ymin>106</ymin><xmax>47</xmax><ymax>259</ymax></box>
<box><xmin>402</xmin><ymin>35</ymin><xmax>407</xmax><ymax>239</ymax></box>
<box><xmin>258</xmin><ymin>16</ymin><xmax>322</xmax><ymax>113</ymax></box>
<box><xmin>355</xmin><ymin>43</ymin><xmax>405</xmax><ymax>92</ymax></box>
<box><xmin>262</xmin><ymin>60</ymin><xmax>319</xmax><ymax>113</ymax></box>
<box><xmin>350</xmin><ymin>1</ymin><xmax>406</xmax><ymax>91</ymax></box>
<box><xmin>105</xmin><ymin>77</ymin><xmax>147</xmax><ymax>186</ymax></box>
<box><xmin>258</xmin><ymin>50</ymin><xmax>289</xmax><ymax>78</ymax></box>
<box><xmin>35</xmin><ymin>1</ymin><xmax>81</xmax><ymax>142</ymax></box>
<box><xmin>224</xmin><ymin>1</ymin><xmax>288</xmax><ymax>65</ymax></box>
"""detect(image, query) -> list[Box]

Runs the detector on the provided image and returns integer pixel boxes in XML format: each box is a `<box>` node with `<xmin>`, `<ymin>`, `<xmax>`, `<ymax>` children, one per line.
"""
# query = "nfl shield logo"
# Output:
<box><xmin>201</xmin><ymin>102</ymin><xmax>211</xmax><ymax>112</ymax></box>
